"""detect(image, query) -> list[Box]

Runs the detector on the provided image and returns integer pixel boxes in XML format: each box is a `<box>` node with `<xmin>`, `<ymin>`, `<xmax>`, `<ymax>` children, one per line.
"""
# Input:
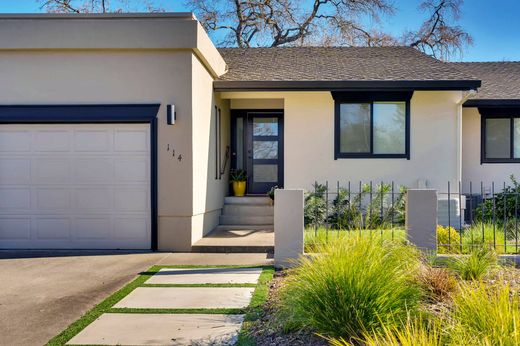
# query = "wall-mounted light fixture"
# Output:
<box><xmin>167</xmin><ymin>104</ymin><xmax>176</xmax><ymax>125</ymax></box>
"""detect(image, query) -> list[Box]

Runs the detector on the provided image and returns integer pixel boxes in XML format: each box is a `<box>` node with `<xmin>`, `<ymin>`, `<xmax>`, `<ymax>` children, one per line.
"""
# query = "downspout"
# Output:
<box><xmin>457</xmin><ymin>90</ymin><xmax>478</xmax><ymax>185</ymax></box>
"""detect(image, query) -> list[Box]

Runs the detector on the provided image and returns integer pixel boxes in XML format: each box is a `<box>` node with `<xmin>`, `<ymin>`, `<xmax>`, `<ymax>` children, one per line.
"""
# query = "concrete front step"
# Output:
<box><xmin>213</xmin><ymin>224</ymin><xmax>274</xmax><ymax>232</ymax></box>
<box><xmin>192</xmin><ymin>228</ymin><xmax>274</xmax><ymax>254</ymax></box>
<box><xmin>223</xmin><ymin>204</ymin><xmax>274</xmax><ymax>216</ymax></box>
<box><xmin>224</xmin><ymin>196</ymin><xmax>272</xmax><ymax>205</ymax></box>
<box><xmin>219</xmin><ymin>215</ymin><xmax>273</xmax><ymax>226</ymax></box>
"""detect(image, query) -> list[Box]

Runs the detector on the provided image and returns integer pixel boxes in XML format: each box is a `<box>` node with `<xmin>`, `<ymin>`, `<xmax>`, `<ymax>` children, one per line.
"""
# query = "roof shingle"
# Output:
<box><xmin>451</xmin><ymin>62</ymin><xmax>520</xmax><ymax>100</ymax></box>
<box><xmin>217</xmin><ymin>46</ymin><xmax>478</xmax><ymax>82</ymax></box>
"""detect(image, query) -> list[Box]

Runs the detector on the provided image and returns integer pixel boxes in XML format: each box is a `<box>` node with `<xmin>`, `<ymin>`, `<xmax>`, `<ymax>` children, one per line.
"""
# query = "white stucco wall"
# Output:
<box><xmin>0</xmin><ymin>15</ymin><xmax>227</xmax><ymax>251</ymax></box>
<box><xmin>462</xmin><ymin>107</ymin><xmax>519</xmax><ymax>188</ymax></box>
<box><xmin>222</xmin><ymin>90</ymin><xmax>463</xmax><ymax>191</ymax></box>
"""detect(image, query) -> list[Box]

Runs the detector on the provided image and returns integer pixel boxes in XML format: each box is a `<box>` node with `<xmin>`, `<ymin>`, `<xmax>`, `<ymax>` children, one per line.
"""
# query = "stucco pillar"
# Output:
<box><xmin>274</xmin><ymin>189</ymin><xmax>304</xmax><ymax>268</ymax></box>
<box><xmin>406</xmin><ymin>189</ymin><xmax>437</xmax><ymax>251</ymax></box>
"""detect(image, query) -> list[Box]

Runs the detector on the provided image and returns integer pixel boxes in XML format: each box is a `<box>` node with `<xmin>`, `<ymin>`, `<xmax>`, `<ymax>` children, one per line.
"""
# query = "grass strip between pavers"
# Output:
<box><xmin>46</xmin><ymin>264</ymin><xmax>274</xmax><ymax>346</ymax></box>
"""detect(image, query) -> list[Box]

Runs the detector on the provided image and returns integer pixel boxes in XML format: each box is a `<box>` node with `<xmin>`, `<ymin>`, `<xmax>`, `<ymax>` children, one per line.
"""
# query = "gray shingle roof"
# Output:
<box><xmin>451</xmin><ymin>62</ymin><xmax>520</xmax><ymax>100</ymax></box>
<box><xmin>217</xmin><ymin>46</ymin><xmax>478</xmax><ymax>82</ymax></box>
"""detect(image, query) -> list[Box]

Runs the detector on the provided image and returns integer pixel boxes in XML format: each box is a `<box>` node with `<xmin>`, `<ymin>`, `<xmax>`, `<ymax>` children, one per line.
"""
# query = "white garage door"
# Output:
<box><xmin>0</xmin><ymin>124</ymin><xmax>151</xmax><ymax>249</ymax></box>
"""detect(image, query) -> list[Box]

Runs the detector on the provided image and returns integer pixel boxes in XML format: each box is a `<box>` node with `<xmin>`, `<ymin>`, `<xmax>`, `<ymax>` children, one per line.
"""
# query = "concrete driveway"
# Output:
<box><xmin>0</xmin><ymin>251</ymin><xmax>169</xmax><ymax>346</ymax></box>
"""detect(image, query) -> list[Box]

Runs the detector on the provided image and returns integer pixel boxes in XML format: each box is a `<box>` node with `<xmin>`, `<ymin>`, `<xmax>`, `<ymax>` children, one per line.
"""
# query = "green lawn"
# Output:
<box><xmin>305</xmin><ymin>227</ymin><xmax>406</xmax><ymax>253</ymax></box>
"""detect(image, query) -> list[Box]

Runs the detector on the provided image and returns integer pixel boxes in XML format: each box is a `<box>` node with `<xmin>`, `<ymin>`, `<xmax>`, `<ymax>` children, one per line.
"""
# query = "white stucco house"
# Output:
<box><xmin>0</xmin><ymin>13</ymin><xmax>517</xmax><ymax>251</ymax></box>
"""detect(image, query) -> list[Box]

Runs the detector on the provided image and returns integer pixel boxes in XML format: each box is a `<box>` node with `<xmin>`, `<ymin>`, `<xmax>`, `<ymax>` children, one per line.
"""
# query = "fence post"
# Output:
<box><xmin>274</xmin><ymin>189</ymin><xmax>304</xmax><ymax>268</ymax></box>
<box><xmin>406</xmin><ymin>189</ymin><xmax>437</xmax><ymax>251</ymax></box>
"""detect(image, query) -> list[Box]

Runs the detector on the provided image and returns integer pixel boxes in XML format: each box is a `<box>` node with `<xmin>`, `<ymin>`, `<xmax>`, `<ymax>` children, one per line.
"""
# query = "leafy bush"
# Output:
<box><xmin>279</xmin><ymin>236</ymin><xmax>422</xmax><ymax>340</ymax></box>
<box><xmin>450</xmin><ymin>282</ymin><xmax>520</xmax><ymax>345</ymax></box>
<box><xmin>475</xmin><ymin>175</ymin><xmax>520</xmax><ymax>223</ymax></box>
<box><xmin>303</xmin><ymin>183</ymin><xmax>327</xmax><ymax>226</ymax></box>
<box><xmin>437</xmin><ymin>225</ymin><xmax>461</xmax><ymax>253</ymax></box>
<box><xmin>449</xmin><ymin>246</ymin><xmax>497</xmax><ymax>280</ymax></box>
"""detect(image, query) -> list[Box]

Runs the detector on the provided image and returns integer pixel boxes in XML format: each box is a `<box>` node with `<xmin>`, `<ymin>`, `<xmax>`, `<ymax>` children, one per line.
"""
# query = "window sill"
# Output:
<box><xmin>481</xmin><ymin>159</ymin><xmax>520</xmax><ymax>164</ymax></box>
<box><xmin>335</xmin><ymin>153</ymin><xmax>409</xmax><ymax>160</ymax></box>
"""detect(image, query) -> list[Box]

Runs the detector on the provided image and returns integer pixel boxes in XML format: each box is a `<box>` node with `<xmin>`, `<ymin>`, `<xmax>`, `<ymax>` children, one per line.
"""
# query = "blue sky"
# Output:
<box><xmin>0</xmin><ymin>0</ymin><xmax>518</xmax><ymax>62</ymax></box>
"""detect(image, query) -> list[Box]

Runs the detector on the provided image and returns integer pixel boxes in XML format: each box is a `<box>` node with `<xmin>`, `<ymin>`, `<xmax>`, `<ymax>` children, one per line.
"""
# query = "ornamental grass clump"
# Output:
<box><xmin>326</xmin><ymin>317</ymin><xmax>445</xmax><ymax>346</ymax></box>
<box><xmin>449</xmin><ymin>246</ymin><xmax>497</xmax><ymax>280</ymax></box>
<box><xmin>450</xmin><ymin>282</ymin><xmax>520</xmax><ymax>345</ymax></box>
<box><xmin>279</xmin><ymin>236</ymin><xmax>422</xmax><ymax>340</ymax></box>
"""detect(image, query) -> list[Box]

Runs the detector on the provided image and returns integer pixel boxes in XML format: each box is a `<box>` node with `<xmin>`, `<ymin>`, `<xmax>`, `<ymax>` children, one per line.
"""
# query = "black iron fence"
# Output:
<box><xmin>304</xmin><ymin>181</ymin><xmax>407</xmax><ymax>252</ymax></box>
<box><xmin>305</xmin><ymin>177</ymin><xmax>520</xmax><ymax>254</ymax></box>
<box><xmin>438</xmin><ymin>179</ymin><xmax>520</xmax><ymax>254</ymax></box>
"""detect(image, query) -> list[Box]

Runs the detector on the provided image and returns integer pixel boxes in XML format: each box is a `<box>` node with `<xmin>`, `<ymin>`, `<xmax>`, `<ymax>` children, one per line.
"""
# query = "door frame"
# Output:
<box><xmin>230</xmin><ymin>109</ymin><xmax>284</xmax><ymax>195</ymax></box>
<box><xmin>0</xmin><ymin>104</ymin><xmax>160</xmax><ymax>250</ymax></box>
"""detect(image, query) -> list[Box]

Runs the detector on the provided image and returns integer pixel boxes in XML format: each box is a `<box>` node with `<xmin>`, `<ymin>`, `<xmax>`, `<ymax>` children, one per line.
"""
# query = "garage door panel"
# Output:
<box><xmin>115</xmin><ymin>158</ymin><xmax>148</xmax><ymax>182</ymax></box>
<box><xmin>36</xmin><ymin>189</ymin><xmax>71</xmax><ymax>210</ymax></box>
<box><xmin>0</xmin><ymin>159</ymin><xmax>31</xmax><ymax>184</ymax></box>
<box><xmin>0</xmin><ymin>218</ymin><xmax>31</xmax><ymax>240</ymax></box>
<box><xmin>75</xmin><ymin>217</ymin><xmax>111</xmax><ymax>239</ymax></box>
<box><xmin>36</xmin><ymin>218</ymin><xmax>71</xmax><ymax>240</ymax></box>
<box><xmin>115</xmin><ymin>218</ymin><xmax>149</xmax><ymax>239</ymax></box>
<box><xmin>0</xmin><ymin>124</ymin><xmax>151</xmax><ymax>249</ymax></box>
<box><xmin>114</xmin><ymin>189</ymin><xmax>149</xmax><ymax>211</ymax></box>
<box><xmin>74</xmin><ymin>130</ymin><xmax>111</xmax><ymax>152</ymax></box>
<box><xmin>114</xmin><ymin>130</ymin><xmax>148</xmax><ymax>152</ymax></box>
<box><xmin>0</xmin><ymin>131</ymin><xmax>31</xmax><ymax>152</ymax></box>
<box><xmin>0</xmin><ymin>188</ymin><xmax>31</xmax><ymax>209</ymax></box>
<box><xmin>34</xmin><ymin>131</ymin><xmax>71</xmax><ymax>152</ymax></box>
<box><xmin>75</xmin><ymin>188</ymin><xmax>113</xmax><ymax>210</ymax></box>
<box><xmin>33</xmin><ymin>159</ymin><xmax>71</xmax><ymax>183</ymax></box>
<box><xmin>74</xmin><ymin>158</ymin><xmax>114</xmax><ymax>183</ymax></box>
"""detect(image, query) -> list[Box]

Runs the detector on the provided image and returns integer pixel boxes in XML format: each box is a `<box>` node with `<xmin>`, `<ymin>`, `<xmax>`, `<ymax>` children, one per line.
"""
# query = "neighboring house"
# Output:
<box><xmin>0</xmin><ymin>13</ymin><xmax>516</xmax><ymax>251</ymax></box>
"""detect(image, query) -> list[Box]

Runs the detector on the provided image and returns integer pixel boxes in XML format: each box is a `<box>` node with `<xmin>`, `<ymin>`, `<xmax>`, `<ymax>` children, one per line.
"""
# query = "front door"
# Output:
<box><xmin>231</xmin><ymin>110</ymin><xmax>283</xmax><ymax>195</ymax></box>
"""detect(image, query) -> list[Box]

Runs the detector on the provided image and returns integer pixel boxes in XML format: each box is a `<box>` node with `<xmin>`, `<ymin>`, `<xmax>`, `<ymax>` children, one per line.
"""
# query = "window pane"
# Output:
<box><xmin>253</xmin><ymin>141</ymin><xmax>278</xmax><ymax>159</ymax></box>
<box><xmin>486</xmin><ymin>118</ymin><xmax>510</xmax><ymax>159</ymax></box>
<box><xmin>235</xmin><ymin>118</ymin><xmax>244</xmax><ymax>169</ymax></box>
<box><xmin>515</xmin><ymin>118</ymin><xmax>520</xmax><ymax>159</ymax></box>
<box><xmin>253</xmin><ymin>164</ymin><xmax>277</xmax><ymax>182</ymax></box>
<box><xmin>373</xmin><ymin>102</ymin><xmax>406</xmax><ymax>154</ymax></box>
<box><xmin>339</xmin><ymin>104</ymin><xmax>370</xmax><ymax>153</ymax></box>
<box><xmin>253</xmin><ymin>117</ymin><xmax>278</xmax><ymax>136</ymax></box>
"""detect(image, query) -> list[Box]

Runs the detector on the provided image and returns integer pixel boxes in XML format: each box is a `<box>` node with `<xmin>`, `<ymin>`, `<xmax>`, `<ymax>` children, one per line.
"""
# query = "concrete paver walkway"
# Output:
<box><xmin>146</xmin><ymin>267</ymin><xmax>263</xmax><ymax>284</ymax></box>
<box><xmin>68</xmin><ymin>264</ymin><xmax>264</xmax><ymax>345</ymax></box>
<box><xmin>68</xmin><ymin>314</ymin><xmax>244</xmax><ymax>346</ymax></box>
<box><xmin>114</xmin><ymin>287</ymin><xmax>255</xmax><ymax>309</ymax></box>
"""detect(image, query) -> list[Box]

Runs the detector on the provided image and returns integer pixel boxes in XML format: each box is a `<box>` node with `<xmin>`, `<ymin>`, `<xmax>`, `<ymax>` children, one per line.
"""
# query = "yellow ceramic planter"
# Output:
<box><xmin>232</xmin><ymin>181</ymin><xmax>246</xmax><ymax>197</ymax></box>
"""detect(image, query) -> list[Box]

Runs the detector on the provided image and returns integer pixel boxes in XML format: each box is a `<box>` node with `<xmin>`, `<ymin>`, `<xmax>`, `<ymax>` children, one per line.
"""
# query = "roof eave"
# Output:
<box><xmin>463</xmin><ymin>99</ymin><xmax>520</xmax><ymax>108</ymax></box>
<box><xmin>213</xmin><ymin>80</ymin><xmax>482</xmax><ymax>92</ymax></box>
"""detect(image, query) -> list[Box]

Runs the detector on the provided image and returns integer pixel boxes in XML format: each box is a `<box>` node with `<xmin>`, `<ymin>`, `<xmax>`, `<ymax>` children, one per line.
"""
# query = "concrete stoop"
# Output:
<box><xmin>193</xmin><ymin>196</ymin><xmax>275</xmax><ymax>253</ymax></box>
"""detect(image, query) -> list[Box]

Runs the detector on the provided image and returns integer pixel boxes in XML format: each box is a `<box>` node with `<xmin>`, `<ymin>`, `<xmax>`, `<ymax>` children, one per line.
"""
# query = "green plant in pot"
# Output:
<box><xmin>268</xmin><ymin>186</ymin><xmax>279</xmax><ymax>203</ymax></box>
<box><xmin>230</xmin><ymin>169</ymin><xmax>247</xmax><ymax>196</ymax></box>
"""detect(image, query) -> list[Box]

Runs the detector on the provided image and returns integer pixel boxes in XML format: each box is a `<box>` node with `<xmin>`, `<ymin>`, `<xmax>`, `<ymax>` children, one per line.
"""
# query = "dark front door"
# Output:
<box><xmin>231</xmin><ymin>110</ymin><xmax>283</xmax><ymax>195</ymax></box>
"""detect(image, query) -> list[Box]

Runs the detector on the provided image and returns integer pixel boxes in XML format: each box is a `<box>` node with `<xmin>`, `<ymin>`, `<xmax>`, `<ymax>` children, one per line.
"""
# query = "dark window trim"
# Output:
<box><xmin>332</xmin><ymin>92</ymin><xmax>412</xmax><ymax>160</ymax></box>
<box><xmin>0</xmin><ymin>104</ymin><xmax>161</xmax><ymax>250</ymax></box>
<box><xmin>480</xmin><ymin>107</ymin><xmax>520</xmax><ymax>164</ymax></box>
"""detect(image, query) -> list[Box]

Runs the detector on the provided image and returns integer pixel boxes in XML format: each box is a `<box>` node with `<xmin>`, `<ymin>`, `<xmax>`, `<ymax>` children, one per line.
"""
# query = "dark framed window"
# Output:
<box><xmin>480</xmin><ymin>109</ymin><xmax>520</xmax><ymax>163</ymax></box>
<box><xmin>332</xmin><ymin>91</ymin><xmax>412</xmax><ymax>159</ymax></box>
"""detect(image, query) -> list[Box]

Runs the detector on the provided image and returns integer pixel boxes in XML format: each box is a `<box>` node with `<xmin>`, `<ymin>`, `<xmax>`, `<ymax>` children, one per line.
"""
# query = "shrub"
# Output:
<box><xmin>449</xmin><ymin>246</ymin><xmax>497</xmax><ymax>280</ymax></box>
<box><xmin>304</xmin><ymin>183</ymin><xmax>327</xmax><ymax>227</ymax></box>
<box><xmin>450</xmin><ymin>282</ymin><xmax>520</xmax><ymax>345</ymax></box>
<box><xmin>475</xmin><ymin>175</ymin><xmax>520</xmax><ymax>223</ymax></box>
<box><xmin>325</xmin><ymin>317</ymin><xmax>445</xmax><ymax>346</ymax></box>
<box><xmin>279</xmin><ymin>236</ymin><xmax>422</xmax><ymax>340</ymax></box>
<box><xmin>417</xmin><ymin>264</ymin><xmax>457</xmax><ymax>301</ymax></box>
<box><xmin>437</xmin><ymin>225</ymin><xmax>461</xmax><ymax>253</ymax></box>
